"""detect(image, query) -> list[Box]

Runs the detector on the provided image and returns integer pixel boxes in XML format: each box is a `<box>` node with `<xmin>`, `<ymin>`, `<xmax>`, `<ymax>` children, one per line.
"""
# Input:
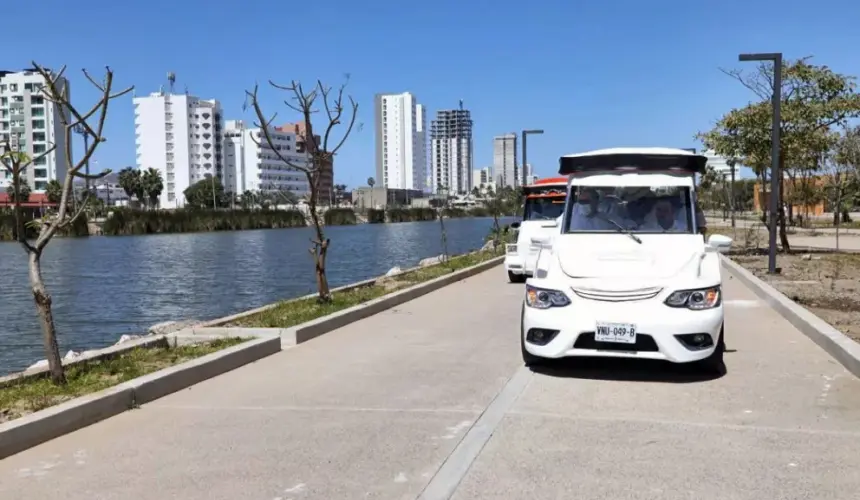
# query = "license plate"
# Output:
<box><xmin>595</xmin><ymin>322</ymin><xmax>637</xmax><ymax>344</ymax></box>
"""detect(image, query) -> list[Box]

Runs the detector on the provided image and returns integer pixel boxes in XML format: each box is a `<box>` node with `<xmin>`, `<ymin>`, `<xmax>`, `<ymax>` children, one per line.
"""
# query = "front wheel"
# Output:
<box><xmin>508</xmin><ymin>271</ymin><xmax>527</xmax><ymax>283</ymax></box>
<box><xmin>697</xmin><ymin>326</ymin><xmax>725</xmax><ymax>374</ymax></box>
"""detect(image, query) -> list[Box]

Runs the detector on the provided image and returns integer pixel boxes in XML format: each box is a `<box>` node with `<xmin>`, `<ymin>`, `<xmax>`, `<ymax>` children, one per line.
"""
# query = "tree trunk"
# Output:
<box><xmin>306</xmin><ymin>172</ymin><xmax>331</xmax><ymax>303</ymax></box>
<box><xmin>28</xmin><ymin>251</ymin><xmax>66</xmax><ymax>384</ymax></box>
<box><xmin>777</xmin><ymin>157</ymin><xmax>791</xmax><ymax>252</ymax></box>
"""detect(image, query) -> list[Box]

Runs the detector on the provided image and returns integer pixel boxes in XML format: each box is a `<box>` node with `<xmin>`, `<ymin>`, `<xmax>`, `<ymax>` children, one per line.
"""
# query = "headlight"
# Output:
<box><xmin>525</xmin><ymin>284</ymin><xmax>571</xmax><ymax>309</ymax></box>
<box><xmin>664</xmin><ymin>286</ymin><xmax>721</xmax><ymax>310</ymax></box>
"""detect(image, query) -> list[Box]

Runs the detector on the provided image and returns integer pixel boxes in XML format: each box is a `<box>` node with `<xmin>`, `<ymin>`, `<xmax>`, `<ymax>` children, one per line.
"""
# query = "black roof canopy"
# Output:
<box><xmin>559</xmin><ymin>151</ymin><xmax>708</xmax><ymax>175</ymax></box>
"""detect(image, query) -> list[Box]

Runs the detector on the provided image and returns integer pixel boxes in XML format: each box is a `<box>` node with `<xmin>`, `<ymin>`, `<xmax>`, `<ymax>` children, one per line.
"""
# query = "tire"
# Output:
<box><xmin>697</xmin><ymin>325</ymin><xmax>725</xmax><ymax>374</ymax></box>
<box><xmin>508</xmin><ymin>271</ymin><xmax>527</xmax><ymax>283</ymax></box>
<box><xmin>520</xmin><ymin>304</ymin><xmax>543</xmax><ymax>367</ymax></box>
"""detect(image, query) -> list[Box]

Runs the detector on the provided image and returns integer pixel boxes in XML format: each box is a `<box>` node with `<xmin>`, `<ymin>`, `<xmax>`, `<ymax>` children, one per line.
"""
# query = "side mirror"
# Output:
<box><xmin>540</xmin><ymin>220</ymin><xmax>559</xmax><ymax>228</ymax></box>
<box><xmin>706</xmin><ymin>234</ymin><xmax>732</xmax><ymax>253</ymax></box>
<box><xmin>510</xmin><ymin>221</ymin><xmax>521</xmax><ymax>229</ymax></box>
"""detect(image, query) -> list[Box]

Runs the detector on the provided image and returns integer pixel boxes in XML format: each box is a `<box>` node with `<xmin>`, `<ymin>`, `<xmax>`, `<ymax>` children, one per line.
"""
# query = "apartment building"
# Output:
<box><xmin>472</xmin><ymin>166</ymin><xmax>493</xmax><ymax>192</ymax></box>
<box><xmin>280</xmin><ymin>121</ymin><xmax>333</xmax><ymax>203</ymax></box>
<box><xmin>430</xmin><ymin>104</ymin><xmax>473</xmax><ymax>194</ymax></box>
<box><xmin>133</xmin><ymin>90</ymin><xmax>224</xmax><ymax>208</ymax></box>
<box><xmin>374</xmin><ymin>92</ymin><xmax>426</xmax><ymax>191</ymax></box>
<box><xmin>222</xmin><ymin>120</ymin><xmax>310</xmax><ymax>197</ymax></box>
<box><xmin>0</xmin><ymin>69</ymin><xmax>71</xmax><ymax>191</ymax></box>
<box><xmin>493</xmin><ymin>133</ymin><xmax>517</xmax><ymax>189</ymax></box>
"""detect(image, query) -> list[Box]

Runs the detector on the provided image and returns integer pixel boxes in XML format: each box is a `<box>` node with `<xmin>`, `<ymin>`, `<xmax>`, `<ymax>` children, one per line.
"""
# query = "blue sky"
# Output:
<box><xmin>6</xmin><ymin>0</ymin><xmax>860</xmax><ymax>187</ymax></box>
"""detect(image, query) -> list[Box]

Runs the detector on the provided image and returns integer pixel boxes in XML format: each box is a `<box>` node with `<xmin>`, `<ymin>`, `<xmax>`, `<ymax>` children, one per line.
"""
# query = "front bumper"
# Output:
<box><xmin>505</xmin><ymin>245</ymin><xmax>536</xmax><ymax>276</ymax></box>
<box><xmin>522</xmin><ymin>294</ymin><xmax>723</xmax><ymax>364</ymax></box>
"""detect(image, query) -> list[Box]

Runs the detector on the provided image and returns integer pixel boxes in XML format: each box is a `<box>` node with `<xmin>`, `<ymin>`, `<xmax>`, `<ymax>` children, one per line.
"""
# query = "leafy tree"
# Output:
<box><xmin>5</xmin><ymin>178</ymin><xmax>31</xmax><ymax>203</ymax></box>
<box><xmin>184</xmin><ymin>176</ymin><xmax>226</xmax><ymax>209</ymax></box>
<box><xmin>141</xmin><ymin>167</ymin><xmax>163</xmax><ymax>209</ymax></box>
<box><xmin>829</xmin><ymin>125</ymin><xmax>860</xmax><ymax>236</ymax></box>
<box><xmin>45</xmin><ymin>180</ymin><xmax>62</xmax><ymax>205</ymax></box>
<box><xmin>367</xmin><ymin>177</ymin><xmax>375</xmax><ymax>209</ymax></box>
<box><xmin>0</xmin><ymin>63</ymin><xmax>131</xmax><ymax>384</ymax></box>
<box><xmin>246</xmin><ymin>76</ymin><xmax>359</xmax><ymax>303</ymax></box>
<box><xmin>697</xmin><ymin>57</ymin><xmax>860</xmax><ymax>251</ymax></box>
<box><xmin>481</xmin><ymin>185</ymin><xmax>505</xmax><ymax>249</ymax></box>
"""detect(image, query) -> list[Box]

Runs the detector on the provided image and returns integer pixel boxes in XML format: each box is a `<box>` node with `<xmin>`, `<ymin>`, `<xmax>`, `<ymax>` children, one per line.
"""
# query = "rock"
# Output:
<box><xmin>63</xmin><ymin>350</ymin><xmax>81</xmax><ymax>361</ymax></box>
<box><xmin>419</xmin><ymin>255</ymin><xmax>445</xmax><ymax>267</ymax></box>
<box><xmin>384</xmin><ymin>266</ymin><xmax>402</xmax><ymax>277</ymax></box>
<box><xmin>114</xmin><ymin>334</ymin><xmax>142</xmax><ymax>346</ymax></box>
<box><xmin>26</xmin><ymin>359</ymin><xmax>48</xmax><ymax>371</ymax></box>
<box><xmin>481</xmin><ymin>240</ymin><xmax>496</xmax><ymax>252</ymax></box>
<box><xmin>147</xmin><ymin>319</ymin><xmax>200</xmax><ymax>335</ymax></box>
<box><xmin>801</xmin><ymin>254</ymin><xmax>812</xmax><ymax>261</ymax></box>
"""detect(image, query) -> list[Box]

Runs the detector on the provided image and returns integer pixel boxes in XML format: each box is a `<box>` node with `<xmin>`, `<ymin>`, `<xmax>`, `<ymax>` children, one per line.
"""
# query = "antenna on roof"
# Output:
<box><xmin>167</xmin><ymin>71</ymin><xmax>176</xmax><ymax>94</ymax></box>
<box><xmin>459</xmin><ymin>99</ymin><xmax>464</xmax><ymax>110</ymax></box>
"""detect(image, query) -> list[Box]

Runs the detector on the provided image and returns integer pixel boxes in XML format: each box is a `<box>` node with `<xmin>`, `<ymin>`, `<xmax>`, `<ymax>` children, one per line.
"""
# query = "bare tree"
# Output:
<box><xmin>0</xmin><ymin>63</ymin><xmax>132</xmax><ymax>384</ymax></box>
<box><xmin>246</xmin><ymin>77</ymin><xmax>358</xmax><ymax>302</ymax></box>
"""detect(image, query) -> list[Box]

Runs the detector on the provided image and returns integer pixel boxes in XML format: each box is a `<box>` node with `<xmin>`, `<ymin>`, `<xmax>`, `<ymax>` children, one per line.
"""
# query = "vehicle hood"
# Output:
<box><xmin>554</xmin><ymin>234</ymin><xmax>705</xmax><ymax>280</ymax></box>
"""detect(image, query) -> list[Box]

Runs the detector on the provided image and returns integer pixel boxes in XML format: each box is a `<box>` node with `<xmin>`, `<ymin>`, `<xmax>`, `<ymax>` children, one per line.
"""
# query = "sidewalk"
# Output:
<box><xmin>2</xmin><ymin>266</ymin><xmax>860</xmax><ymax>499</ymax></box>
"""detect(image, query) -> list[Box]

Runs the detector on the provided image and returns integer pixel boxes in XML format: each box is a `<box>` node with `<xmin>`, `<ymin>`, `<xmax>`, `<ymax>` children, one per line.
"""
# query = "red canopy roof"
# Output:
<box><xmin>0</xmin><ymin>192</ymin><xmax>57</xmax><ymax>207</ymax></box>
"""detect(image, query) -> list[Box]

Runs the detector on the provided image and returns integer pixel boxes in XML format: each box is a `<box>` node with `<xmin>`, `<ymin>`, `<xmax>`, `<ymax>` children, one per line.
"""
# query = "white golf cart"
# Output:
<box><xmin>505</xmin><ymin>177</ymin><xmax>568</xmax><ymax>283</ymax></box>
<box><xmin>521</xmin><ymin>148</ymin><xmax>733</xmax><ymax>372</ymax></box>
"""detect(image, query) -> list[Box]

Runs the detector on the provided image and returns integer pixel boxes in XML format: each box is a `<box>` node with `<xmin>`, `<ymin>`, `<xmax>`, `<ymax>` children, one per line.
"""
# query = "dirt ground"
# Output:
<box><xmin>730</xmin><ymin>252</ymin><xmax>860</xmax><ymax>342</ymax></box>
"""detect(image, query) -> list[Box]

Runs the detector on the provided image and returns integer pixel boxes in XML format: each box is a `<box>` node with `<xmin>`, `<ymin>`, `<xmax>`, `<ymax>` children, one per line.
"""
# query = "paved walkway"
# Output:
<box><xmin>2</xmin><ymin>267</ymin><xmax>860</xmax><ymax>499</ymax></box>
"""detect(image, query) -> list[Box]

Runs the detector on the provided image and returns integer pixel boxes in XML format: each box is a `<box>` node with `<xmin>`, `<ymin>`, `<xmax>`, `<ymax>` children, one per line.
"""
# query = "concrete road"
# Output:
<box><xmin>2</xmin><ymin>266</ymin><xmax>860</xmax><ymax>499</ymax></box>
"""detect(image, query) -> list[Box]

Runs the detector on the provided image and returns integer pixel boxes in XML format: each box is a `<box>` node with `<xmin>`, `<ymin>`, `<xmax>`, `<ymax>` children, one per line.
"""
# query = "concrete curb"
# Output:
<box><xmin>720</xmin><ymin>254</ymin><xmax>860</xmax><ymax>379</ymax></box>
<box><xmin>0</xmin><ymin>335</ymin><xmax>280</xmax><ymax>460</ymax></box>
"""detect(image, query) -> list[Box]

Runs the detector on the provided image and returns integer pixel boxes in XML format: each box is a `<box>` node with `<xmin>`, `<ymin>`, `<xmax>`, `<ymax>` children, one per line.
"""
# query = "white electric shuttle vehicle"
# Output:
<box><xmin>504</xmin><ymin>177</ymin><xmax>568</xmax><ymax>283</ymax></box>
<box><xmin>520</xmin><ymin>148</ymin><xmax>733</xmax><ymax>372</ymax></box>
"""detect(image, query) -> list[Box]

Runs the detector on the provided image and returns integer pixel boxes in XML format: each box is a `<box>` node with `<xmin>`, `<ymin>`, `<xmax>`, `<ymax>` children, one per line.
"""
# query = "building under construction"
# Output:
<box><xmin>430</xmin><ymin>101</ymin><xmax>473</xmax><ymax>194</ymax></box>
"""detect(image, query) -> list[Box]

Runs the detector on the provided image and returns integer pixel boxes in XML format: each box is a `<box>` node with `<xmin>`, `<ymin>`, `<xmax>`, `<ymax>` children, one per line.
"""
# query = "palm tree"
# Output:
<box><xmin>141</xmin><ymin>168</ymin><xmax>164</xmax><ymax>209</ymax></box>
<box><xmin>117</xmin><ymin>167</ymin><xmax>141</xmax><ymax>204</ymax></box>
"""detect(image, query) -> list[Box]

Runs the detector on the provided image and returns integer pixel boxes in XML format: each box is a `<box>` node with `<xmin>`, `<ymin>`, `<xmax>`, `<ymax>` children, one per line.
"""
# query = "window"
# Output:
<box><xmin>32</xmin><ymin>119</ymin><xmax>45</xmax><ymax>129</ymax></box>
<box><xmin>35</xmin><ymin>181</ymin><xmax>47</xmax><ymax>191</ymax></box>
<box><xmin>34</xmin><ymin>168</ymin><xmax>48</xmax><ymax>178</ymax></box>
<box><xmin>9</xmin><ymin>84</ymin><xmax>17</xmax><ymax>92</ymax></box>
<box><xmin>31</xmin><ymin>96</ymin><xmax>44</xmax><ymax>105</ymax></box>
<box><xmin>33</xmin><ymin>156</ymin><xmax>46</xmax><ymax>166</ymax></box>
<box><xmin>563</xmin><ymin>185</ymin><xmax>693</xmax><ymax>234</ymax></box>
<box><xmin>33</xmin><ymin>144</ymin><xmax>47</xmax><ymax>153</ymax></box>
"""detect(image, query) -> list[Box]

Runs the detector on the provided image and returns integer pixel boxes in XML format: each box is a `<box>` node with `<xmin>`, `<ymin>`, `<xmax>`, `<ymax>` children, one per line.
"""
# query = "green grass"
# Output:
<box><xmin>234</xmin><ymin>248</ymin><xmax>503</xmax><ymax>329</ymax></box>
<box><xmin>0</xmin><ymin>337</ymin><xmax>247</xmax><ymax>422</ymax></box>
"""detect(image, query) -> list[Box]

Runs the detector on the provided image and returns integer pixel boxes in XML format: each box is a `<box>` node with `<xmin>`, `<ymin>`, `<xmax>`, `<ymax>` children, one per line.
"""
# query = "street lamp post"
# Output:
<box><xmin>73</xmin><ymin>124</ymin><xmax>91</xmax><ymax>195</ymax></box>
<box><xmin>739</xmin><ymin>52</ymin><xmax>782</xmax><ymax>274</ymax></box>
<box><xmin>521</xmin><ymin>129</ymin><xmax>544</xmax><ymax>187</ymax></box>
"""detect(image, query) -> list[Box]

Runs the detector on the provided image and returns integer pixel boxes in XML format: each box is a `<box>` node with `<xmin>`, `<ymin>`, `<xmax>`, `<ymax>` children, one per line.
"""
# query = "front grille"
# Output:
<box><xmin>571</xmin><ymin>286</ymin><xmax>662</xmax><ymax>302</ymax></box>
<box><xmin>573</xmin><ymin>332</ymin><xmax>659</xmax><ymax>352</ymax></box>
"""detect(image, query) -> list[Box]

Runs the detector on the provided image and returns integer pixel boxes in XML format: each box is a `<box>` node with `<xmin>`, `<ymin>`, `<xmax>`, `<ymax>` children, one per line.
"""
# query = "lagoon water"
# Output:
<box><xmin>0</xmin><ymin>217</ymin><xmax>511</xmax><ymax>374</ymax></box>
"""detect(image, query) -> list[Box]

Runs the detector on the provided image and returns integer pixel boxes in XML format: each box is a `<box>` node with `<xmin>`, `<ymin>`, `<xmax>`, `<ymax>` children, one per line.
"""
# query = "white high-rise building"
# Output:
<box><xmin>493</xmin><ymin>133</ymin><xmax>517</xmax><ymax>189</ymax></box>
<box><xmin>430</xmin><ymin>105</ymin><xmax>473</xmax><ymax>194</ymax></box>
<box><xmin>472</xmin><ymin>166</ymin><xmax>493</xmax><ymax>192</ymax></box>
<box><xmin>133</xmin><ymin>90</ymin><xmax>224</xmax><ymax>208</ymax></box>
<box><xmin>0</xmin><ymin>69</ymin><xmax>71</xmax><ymax>192</ymax></box>
<box><xmin>222</xmin><ymin>120</ymin><xmax>310</xmax><ymax>196</ymax></box>
<box><xmin>374</xmin><ymin>92</ymin><xmax>426</xmax><ymax>191</ymax></box>
<box><xmin>704</xmin><ymin>149</ymin><xmax>735</xmax><ymax>176</ymax></box>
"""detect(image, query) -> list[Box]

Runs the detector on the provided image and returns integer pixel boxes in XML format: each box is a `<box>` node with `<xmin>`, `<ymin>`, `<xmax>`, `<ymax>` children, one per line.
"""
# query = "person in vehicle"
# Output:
<box><xmin>640</xmin><ymin>198</ymin><xmax>689</xmax><ymax>232</ymax></box>
<box><xmin>569</xmin><ymin>188</ymin><xmax>629</xmax><ymax>231</ymax></box>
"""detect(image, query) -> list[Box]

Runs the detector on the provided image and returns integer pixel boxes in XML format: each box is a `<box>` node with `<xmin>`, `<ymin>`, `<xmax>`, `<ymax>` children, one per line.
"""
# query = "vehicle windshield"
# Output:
<box><xmin>562</xmin><ymin>185</ymin><xmax>694</xmax><ymax>234</ymax></box>
<box><xmin>523</xmin><ymin>196</ymin><xmax>566</xmax><ymax>221</ymax></box>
